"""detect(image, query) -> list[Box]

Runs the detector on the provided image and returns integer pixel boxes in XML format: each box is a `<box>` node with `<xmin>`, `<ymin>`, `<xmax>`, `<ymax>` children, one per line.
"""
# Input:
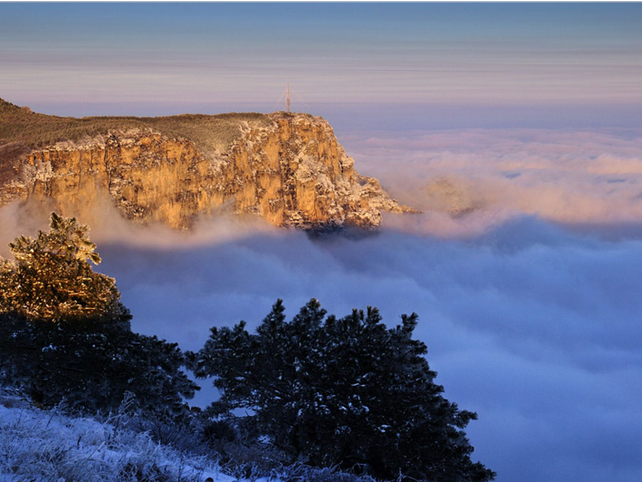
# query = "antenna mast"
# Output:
<box><xmin>285</xmin><ymin>83</ymin><xmax>291</xmax><ymax>113</ymax></box>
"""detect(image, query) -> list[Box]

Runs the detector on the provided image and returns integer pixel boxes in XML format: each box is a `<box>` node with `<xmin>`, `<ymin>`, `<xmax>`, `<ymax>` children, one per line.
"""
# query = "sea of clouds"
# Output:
<box><xmin>1</xmin><ymin>127</ymin><xmax>641</xmax><ymax>482</ymax></box>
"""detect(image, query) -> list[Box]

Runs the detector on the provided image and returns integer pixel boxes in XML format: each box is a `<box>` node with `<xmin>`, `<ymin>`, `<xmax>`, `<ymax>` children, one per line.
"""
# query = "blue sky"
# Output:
<box><xmin>2</xmin><ymin>3</ymin><xmax>642</xmax><ymax>128</ymax></box>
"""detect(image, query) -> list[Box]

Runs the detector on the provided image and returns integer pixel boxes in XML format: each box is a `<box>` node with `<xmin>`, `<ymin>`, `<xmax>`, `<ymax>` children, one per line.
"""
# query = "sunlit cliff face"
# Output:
<box><xmin>3</xmin><ymin>126</ymin><xmax>642</xmax><ymax>248</ymax></box>
<box><xmin>0</xmin><ymin>107</ymin><xmax>411</xmax><ymax>233</ymax></box>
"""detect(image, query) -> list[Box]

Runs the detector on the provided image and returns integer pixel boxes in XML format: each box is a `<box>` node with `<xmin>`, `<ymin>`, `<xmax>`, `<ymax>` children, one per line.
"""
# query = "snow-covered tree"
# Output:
<box><xmin>190</xmin><ymin>299</ymin><xmax>495</xmax><ymax>482</ymax></box>
<box><xmin>0</xmin><ymin>212</ymin><xmax>126</xmax><ymax>322</ymax></box>
<box><xmin>0</xmin><ymin>313</ymin><xmax>199</xmax><ymax>414</ymax></box>
<box><xmin>0</xmin><ymin>213</ymin><xmax>198</xmax><ymax>414</ymax></box>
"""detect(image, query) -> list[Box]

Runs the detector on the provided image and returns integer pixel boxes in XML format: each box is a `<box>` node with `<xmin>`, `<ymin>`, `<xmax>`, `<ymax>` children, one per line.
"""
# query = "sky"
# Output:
<box><xmin>2</xmin><ymin>3</ymin><xmax>642</xmax><ymax>482</ymax></box>
<box><xmin>1</xmin><ymin>3</ymin><xmax>642</xmax><ymax>128</ymax></box>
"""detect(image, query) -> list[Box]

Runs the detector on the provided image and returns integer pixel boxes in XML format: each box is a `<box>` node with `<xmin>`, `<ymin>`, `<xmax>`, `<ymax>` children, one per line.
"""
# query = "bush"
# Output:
<box><xmin>190</xmin><ymin>299</ymin><xmax>495</xmax><ymax>482</ymax></box>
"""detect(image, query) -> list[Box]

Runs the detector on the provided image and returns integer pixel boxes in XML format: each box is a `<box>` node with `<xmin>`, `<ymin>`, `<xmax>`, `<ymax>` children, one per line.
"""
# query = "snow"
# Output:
<box><xmin>0</xmin><ymin>389</ymin><xmax>246</xmax><ymax>482</ymax></box>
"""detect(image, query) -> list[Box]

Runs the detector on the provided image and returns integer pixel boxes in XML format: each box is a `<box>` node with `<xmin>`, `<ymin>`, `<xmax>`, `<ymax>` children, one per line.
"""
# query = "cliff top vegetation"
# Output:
<box><xmin>0</xmin><ymin>97</ymin><xmax>272</xmax><ymax>158</ymax></box>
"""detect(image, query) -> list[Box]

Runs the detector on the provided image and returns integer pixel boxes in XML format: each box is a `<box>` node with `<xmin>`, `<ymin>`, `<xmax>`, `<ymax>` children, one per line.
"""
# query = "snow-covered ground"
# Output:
<box><xmin>0</xmin><ymin>389</ymin><xmax>258</xmax><ymax>482</ymax></box>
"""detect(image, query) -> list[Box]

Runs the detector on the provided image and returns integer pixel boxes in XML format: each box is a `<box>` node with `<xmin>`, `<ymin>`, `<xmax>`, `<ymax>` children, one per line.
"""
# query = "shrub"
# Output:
<box><xmin>190</xmin><ymin>299</ymin><xmax>495</xmax><ymax>482</ymax></box>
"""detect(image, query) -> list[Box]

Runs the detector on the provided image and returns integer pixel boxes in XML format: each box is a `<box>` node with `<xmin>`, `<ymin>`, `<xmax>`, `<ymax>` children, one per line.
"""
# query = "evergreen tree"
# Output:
<box><xmin>0</xmin><ymin>212</ymin><xmax>126</xmax><ymax>322</ymax></box>
<box><xmin>0</xmin><ymin>213</ymin><xmax>198</xmax><ymax>415</ymax></box>
<box><xmin>190</xmin><ymin>299</ymin><xmax>495</xmax><ymax>482</ymax></box>
<box><xmin>0</xmin><ymin>313</ymin><xmax>198</xmax><ymax>414</ymax></box>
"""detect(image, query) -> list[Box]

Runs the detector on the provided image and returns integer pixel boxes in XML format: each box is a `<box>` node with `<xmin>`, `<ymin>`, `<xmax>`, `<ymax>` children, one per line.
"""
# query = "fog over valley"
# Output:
<box><xmin>3</xmin><ymin>127</ymin><xmax>639</xmax><ymax>482</ymax></box>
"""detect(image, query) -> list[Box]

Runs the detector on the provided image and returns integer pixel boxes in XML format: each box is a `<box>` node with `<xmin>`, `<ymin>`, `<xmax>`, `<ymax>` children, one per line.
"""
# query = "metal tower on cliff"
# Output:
<box><xmin>285</xmin><ymin>83</ymin><xmax>291</xmax><ymax>113</ymax></box>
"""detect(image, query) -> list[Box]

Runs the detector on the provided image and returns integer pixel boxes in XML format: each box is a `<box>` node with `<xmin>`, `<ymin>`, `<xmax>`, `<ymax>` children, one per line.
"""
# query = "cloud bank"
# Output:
<box><xmin>343</xmin><ymin>128</ymin><xmax>642</xmax><ymax>238</ymax></box>
<box><xmin>94</xmin><ymin>221</ymin><xmax>642</xmax><ymax>482</ymax></box>
<box><xmin>1</xmin><ymin>128</ymin><xmax>641</xmax><ymax>482</ymax></box>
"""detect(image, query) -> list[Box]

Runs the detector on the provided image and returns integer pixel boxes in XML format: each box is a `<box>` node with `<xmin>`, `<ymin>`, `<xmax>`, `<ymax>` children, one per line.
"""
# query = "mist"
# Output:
<box><xmin>1</xmin><ymin>128</ymin><xmax>641</xmax><ymax>482</ymax></box>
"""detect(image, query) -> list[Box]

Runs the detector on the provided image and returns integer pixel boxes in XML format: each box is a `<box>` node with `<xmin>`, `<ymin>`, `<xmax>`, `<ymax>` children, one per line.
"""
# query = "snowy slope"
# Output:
<box><xmin>0</xmin><ymin>389</ymin><xmax>243</xmax><ymax>482</ymax></box>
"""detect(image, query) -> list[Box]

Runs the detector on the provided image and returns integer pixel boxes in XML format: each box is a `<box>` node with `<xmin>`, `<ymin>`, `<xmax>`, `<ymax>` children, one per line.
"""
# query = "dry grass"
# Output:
<box><xmin>0</xmin><ymin>98</ymin><xmax>273</xmax><ymax>158</ymax></box>
<box><xmin>145</xmin><ymin>113</ymin><xmax>272</xmax><ymax>157</ymax></box>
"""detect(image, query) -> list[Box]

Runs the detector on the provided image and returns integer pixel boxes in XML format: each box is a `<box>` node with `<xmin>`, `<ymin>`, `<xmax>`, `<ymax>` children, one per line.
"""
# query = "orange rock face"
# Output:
<box><xmin>0</xmin><ymin>112</ymin><xmax>412</xmax><ymax>230</ymax></box>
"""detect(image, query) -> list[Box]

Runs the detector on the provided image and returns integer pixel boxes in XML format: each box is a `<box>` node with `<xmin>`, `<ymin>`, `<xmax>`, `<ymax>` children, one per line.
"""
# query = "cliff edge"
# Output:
<box><xmin>0</xmin><ymin>98</ymin><xmax>413</xmax><ymax>230</ymax></box>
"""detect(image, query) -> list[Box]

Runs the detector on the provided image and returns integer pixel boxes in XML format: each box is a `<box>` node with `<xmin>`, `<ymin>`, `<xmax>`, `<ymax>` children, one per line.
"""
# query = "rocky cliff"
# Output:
<box><xmin>0</xmin><ymin>99</ymin><xmax>413</xmax><ymax>230</ymax></box>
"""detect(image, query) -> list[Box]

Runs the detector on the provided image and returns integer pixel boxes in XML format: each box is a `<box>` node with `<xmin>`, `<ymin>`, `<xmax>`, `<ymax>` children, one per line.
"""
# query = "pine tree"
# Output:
<box><xmin>0</xmin><ymin>313</ymin><xmax>199</xmax><ymax>414</ymax></box>
<box><xmin>0</xmin><ymin>212</ymin><xmax>126</xmax><ymax>322</ymax></box>
<box><xmin>190</xmin><ymin>299</ymin><xmax>495</xmax><ymax>482</ymax></box>
<box><xmin>0</xmin><ymin>213</ymin><xmax>199</xmax><ymax>414</ymax></box>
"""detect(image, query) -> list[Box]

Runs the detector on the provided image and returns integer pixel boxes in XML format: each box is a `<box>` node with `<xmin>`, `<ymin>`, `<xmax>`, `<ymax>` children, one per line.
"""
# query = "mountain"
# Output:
<box><xmin>0</xmin><ymin>98</ymin><xmax>414</xmax><ymax>230</ymax></box>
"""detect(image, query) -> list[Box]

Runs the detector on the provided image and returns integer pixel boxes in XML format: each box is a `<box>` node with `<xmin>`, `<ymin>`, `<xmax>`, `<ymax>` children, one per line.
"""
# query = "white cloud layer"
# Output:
<box><xmin>1</xmin><ymin>128</ymin><xmax>641</xmax><ymax>482</ymax></box>
<box><xmin>93</xmin><ymin>222</ymin><xmax>642</xmax><ymax>482</ymax></box>
<box><xmin>343</xmin><ymin>128</ymin><xmax>642</xmax><ymax>237</ymax></box>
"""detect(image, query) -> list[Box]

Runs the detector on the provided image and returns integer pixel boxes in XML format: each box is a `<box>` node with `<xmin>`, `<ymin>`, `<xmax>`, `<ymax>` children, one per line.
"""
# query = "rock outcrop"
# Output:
<box><xmin>0</xmin><ymin>101</ymin><xmax>413</xmax><ymax>230</ymax></box>
<box><xmin>422</xmin><ymin>178</ymin><xmax>484</xmax><ymax>218</ymax></box>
